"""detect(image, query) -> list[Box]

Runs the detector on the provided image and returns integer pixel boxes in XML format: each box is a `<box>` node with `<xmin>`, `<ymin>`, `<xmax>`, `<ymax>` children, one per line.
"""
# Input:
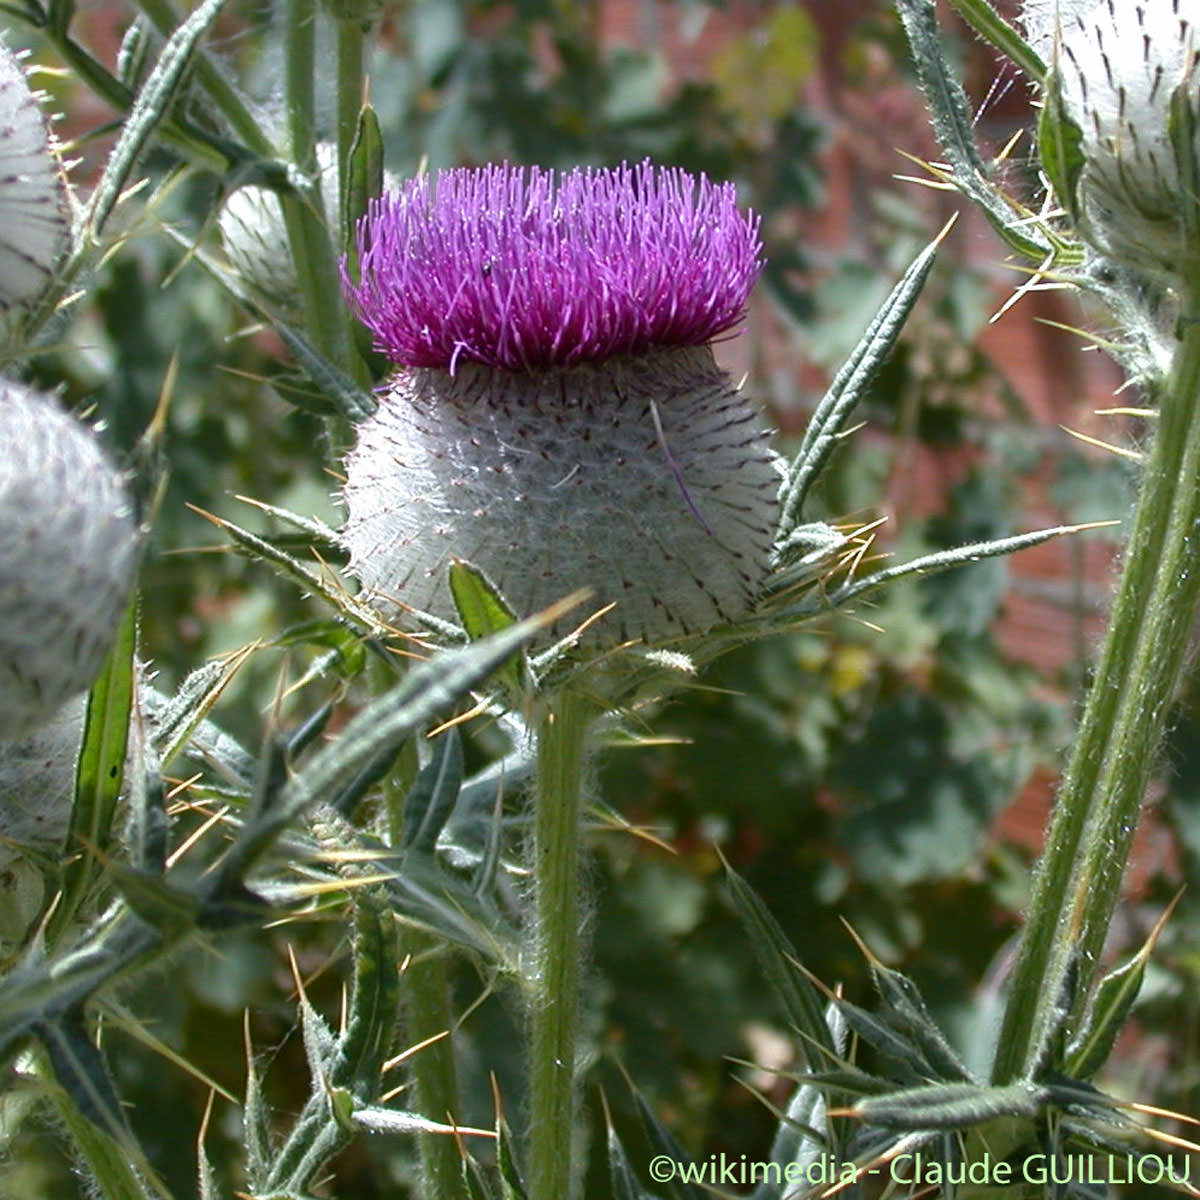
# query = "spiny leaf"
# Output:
<box><xmin>867</xmin><ymin>960</ymin><xmax>972</xmax><ymax>1083</ymax></box>
<box><xmin>299</xmin><ymin>988</ymin><xmax>339</xmax><ymax>1084</ymax></box>
<box><xmin>723</xmin><ymin>860</ymin><xmax>835</xmax><ymax>1068</ymax></box>
<box><xmin>109</xmin><ymin>864</ymin><xmax>201</xmax><ymax>935</ymax></box>
<box><xmin>380</xmin><ymin>848</ymin><xmax>519</xmax><ymax>961</ymax></box>
<box><xmin>751</xmin><ymin>1075</ymin><xmax>830</xmax><ymax>1200</ymax></box>
<box><xmin>832</xmin><ymin>998</ymin><xmax>931</xmax><ymax>1079</ymax></box>
<box><xmin>38</xmin><ymin>1015</ymin><xmax>132</xmax><ymax>1141</ymax></box>
<box><xmin>606</xmin><ymin>1114</ymin><xmax>654</xmax><ymax>1200</ymax></box>
<box><xmin>779</xmin><ymin>234</ymin><xmax>940</xmax><ymax>534</ymax></box>
<box><xmin>344</xmin><ymin>102</ymin><xmax>385</xmax><ymax>258</ymax></box>
<box><xmin>144</xmin><ymin>652</ymin><xmax>256</xmax><ymax>780</ymax></box>
<box><xmin>946</xmin><ymin>0</ymin><xmax>1045</xmax><ymax>82</ymax></box>
<box><xmin>1038</xmin><ymin>70</ymin><xmax>1086</xmax><ymax>224</ymax></box>
<box><xmin>51</xmin><ymin>594</ymin><xmax>138</xmax><ymax>939</ymax></box>
<box><xmin>88</xmin><ymin>0</ymin><xmax>230</xmax><ymax>234</ymax></box>
<box><xmin>243</xmin><ymin>1019</ymin><xmax>274</xmax><ymax>1186</ymax></box>
<box><xmin>893</xmin><ymin>0</ymin><xmax>1053</xmax><ymax>262</ymax></box>
<box><xmin>224</xmin><ymin>601</ymin><xmax>575</xmax><ymax>880</ymax></box>
<box><xmin>854</xmin><ymin>1080</ymin><xmax>1047</xmax><ymax>1131</ymax></box>
<box><xmin>631</xmin><ymin>1088</ymin><xmax>708</xmax><ymax>1200</ymax></box>
<box><xmin>334</xmin><ymin>897</ymin><xmax>401</xmax><ymax>1097</ymax></box>
<box><xmin>497</xmin><ymin>1109</ymin><xmax>530</xmax><ymax>1200</ymax></box>
<box><xmin>404</xmin><ymin>727</ymin><xmax>465</xmax><ymax>854</ymax></box>
<box><xmin>449</xmin><ymin>560</ymin><xmax>526</xmax><ymax>697</ymax></box>
<box><xmin>191</xmin><ymin>504</ymin><xmax>379</xmax><ymax>628</ymax></box>
<box><xmin>1065</xmin><ymin>894</ymin><xmax>1178</xmax><ymax>1081</ymax></box>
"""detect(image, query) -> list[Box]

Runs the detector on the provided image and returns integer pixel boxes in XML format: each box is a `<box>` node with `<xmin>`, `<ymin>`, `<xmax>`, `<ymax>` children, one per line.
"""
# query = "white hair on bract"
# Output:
<box><xmin>0</xmin><ymin>38</ymin><xmax>67</xmax><ymax>316</ymax></box>
<box><xmin>0</xmin><ymin>380</ymin><xmax>139</xmax><ymax>740</ymax></box>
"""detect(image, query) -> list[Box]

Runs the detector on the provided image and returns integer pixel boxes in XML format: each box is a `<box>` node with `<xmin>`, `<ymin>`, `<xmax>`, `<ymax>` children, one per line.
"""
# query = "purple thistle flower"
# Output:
<box><xmin>343</xmin><ymin>161</ymin><xmax>763</xmax><ymax>371</ymax></box>
<box><xmin>340</xmin><ymin>162</ymin><xmax>781</xmax><ymax>648</ymax></box>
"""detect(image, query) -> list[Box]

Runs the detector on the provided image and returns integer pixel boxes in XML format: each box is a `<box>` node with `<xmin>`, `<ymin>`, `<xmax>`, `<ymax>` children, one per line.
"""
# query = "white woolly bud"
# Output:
<box><xmin>0</xmin><ymin>380</ymin><xmax>139</xmax><ymax>739</ymax></box>
<box><xmin>341</xmin><ymin>345</ymin><xmax>783</xmax><ymax>647</ymax></box>
<box><xmin>0</xmin><ymin>696</ymin><xmax>82</xmax><ymax>869</ymax></box>
<box><xmin>219</xmin><ymin>142</ymin><xmax>386</xmax><ymax>307</ymax></box>
<box><xmin>0</xmin><ymin>39</ymin><xmax>67</xmax><ymax>315</ymax></box>
<box><xmin>1037</xmin><ymin>0</ymin><xmax>1200</xmax><ymax>277</ymax></box>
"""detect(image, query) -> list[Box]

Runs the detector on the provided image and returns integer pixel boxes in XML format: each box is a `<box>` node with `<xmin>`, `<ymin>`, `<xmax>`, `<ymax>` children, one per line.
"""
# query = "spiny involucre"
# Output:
<box><xmin>0</xmin><ymin>380</ymin><xmax>139</xmax><ymax>740</ymax></box>
<box><xmin>0</xmin><ymin>38</ymin><xmax>67</xmax><ymax>318</ymax></box>
<box><xmin>1031</xmin><ymin>0</ymin><xmax>1200</xmax><ymax>279</ymax></box>
<box><xmin>340</xmin><ymin>162</ymin><xmax>782</xmax><ymax>648</ymax></box>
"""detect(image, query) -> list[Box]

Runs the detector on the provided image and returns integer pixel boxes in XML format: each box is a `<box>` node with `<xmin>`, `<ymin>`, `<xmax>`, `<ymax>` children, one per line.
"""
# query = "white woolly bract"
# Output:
<box><xmin>0</xmin><ymin>39</ymin><xmax>66</xmax><ymax>312</ymax></box>
<box><xmin>0</xmin><ymin>696</ymin><xmax>82</xmax><ymax>869</ymax></box>
<box><xmin>0</xmin><ymin>381</ymin><xmax>139</xmax><ymax>739</ymax></box>
<box><xmin>1022</xmin><ymin>0</ymin><xmax>1094</xmax><ymax>53</ymax></box>
<box><xmin>341</xmin><ymin>345</ymin><xmax>782</xmax><ymax>647</ymax></box>
<box><xmin>1041</xmin><ymin>0</ymin><xmax>1200</xmax><ymax>276</ymax></box>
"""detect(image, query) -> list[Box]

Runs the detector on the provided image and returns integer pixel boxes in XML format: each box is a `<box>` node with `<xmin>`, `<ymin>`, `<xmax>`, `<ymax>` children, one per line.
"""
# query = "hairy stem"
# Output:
<box><xmin>993</xmin><ymin>302</ymin><xmax>1200</xmax><ymax>1083</ymax></box>
<box><xmin>282</xmin><ymin>0</ymin><xmax>352</xmax><ymax>370</ymax></box>
<box><xmin>401</xmin><ymin>933</ymin><xmax>463</xmax><ymax>1200</ymax></box>
<box><xmin>529</xmin><ymin>688</ymin><xmax>593</xmax><ymax>1200</ymax></box>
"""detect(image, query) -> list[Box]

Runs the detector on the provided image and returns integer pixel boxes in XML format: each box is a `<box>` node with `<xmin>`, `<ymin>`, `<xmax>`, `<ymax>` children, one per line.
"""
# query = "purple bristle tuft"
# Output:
<box><xmin>342</xmin><ymin>161</ymin><xmax>763</xmax><ymax>371</ymax></box>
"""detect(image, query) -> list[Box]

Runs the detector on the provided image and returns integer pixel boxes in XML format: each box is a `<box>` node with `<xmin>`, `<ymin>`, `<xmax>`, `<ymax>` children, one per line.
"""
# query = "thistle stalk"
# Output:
<box><xmin>399</xmin><ymin>934</ymin><xmax>462</xmax><ymax>1200</ymax></box>
<box><xmin>993</xmin><ymin>296</ymin><xmax>1200</xmax><ymax>1083</ymax></box>
<box><xmin>282</xmin><ymin>0</ymin><xmax>352</xmax><ymax>370</ymax></box>
<box><xmin>528</xmin><ymin>688</ymin><xmax>593</xmax><ymax>1200</ymax></box>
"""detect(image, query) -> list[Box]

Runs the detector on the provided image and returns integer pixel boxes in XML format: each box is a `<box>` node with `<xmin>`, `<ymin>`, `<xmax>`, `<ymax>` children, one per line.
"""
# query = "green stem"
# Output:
<box><xmin>992</xmin><ymin>304</ymin><xmax>1200</xmax><ymax>1084</ymax></box>
<box><xmin>335</xmin><ymin>17</ymin><xmax>365</xmax><ymax>208</ymax></box>
<box><xmin>370</xmin><ymin>659</ymin><xmax>461</xmax><ymax>1200</ymax></box>
<box><xmin>281</xmin><ymin>0</ymin><xmax>353</xmax><ymax>370</ymax></box>
<box><xmin>401</xmin><ymin>933</ymin><xmax>463</xmax><ymax>1200</ymax></box>
<box><xmin>529</xmin><ymin>689</ymin><xmax>593</xmax><ymax>1200</ymax></box>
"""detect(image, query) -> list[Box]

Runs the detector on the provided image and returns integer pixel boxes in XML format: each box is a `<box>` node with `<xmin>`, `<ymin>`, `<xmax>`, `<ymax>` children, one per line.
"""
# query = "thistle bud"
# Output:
<box><xmin>0</xmin><ymin>381</ymin><xmax>139</xmax><ymax>739</ymax></box>
<box><xmin>0</xmin><ymin>697</ymin><xmax>82</xmax><ymax>870</ymax></box>
<box><xmin>341</xmin><ymin>162</ymin><xmax>782</xmax><ymax>647</ymax></box>
<box><xmin>0</xmin><ymin>39</ymin><xmax>68</xmax><ymax>319</ymax></box>
<box><xmin>1033</xmin><ymin>0</ymin><xmax>1200</xmax><ymax>279</ymax></box>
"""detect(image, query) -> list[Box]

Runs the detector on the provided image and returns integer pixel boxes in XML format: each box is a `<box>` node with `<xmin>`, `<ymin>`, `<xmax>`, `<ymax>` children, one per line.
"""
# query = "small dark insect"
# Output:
<box><xmin>481</xmin><ymin>261</ymin><xmax>493</xmax><ymax>277</ymax></box>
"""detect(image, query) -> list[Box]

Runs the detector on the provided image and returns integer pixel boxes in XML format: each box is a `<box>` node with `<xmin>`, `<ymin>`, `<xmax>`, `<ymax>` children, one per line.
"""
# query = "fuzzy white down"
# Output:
<box><xmin>342</xmin><ymin>345</ymin><xmax>782</xmax><ymax>646</ymax></box>
<box><xmin>0</xmin><ymin>696</ymin><xmax>82</xmax><ymax>869</ymax></box>
<box><xmin>0</xmin><ymin>381</ymin><xmax>139</xmax><ymax>739</ymax></box>
<box><xmin>0</xmin><ymin>39</ymin><xmax>66</xmax><ymax>313</ymax></box>
<box><xmin>1034</xmin><ymin>0</ymin><xmax>1200</xmax><ymax>276</ymax></box>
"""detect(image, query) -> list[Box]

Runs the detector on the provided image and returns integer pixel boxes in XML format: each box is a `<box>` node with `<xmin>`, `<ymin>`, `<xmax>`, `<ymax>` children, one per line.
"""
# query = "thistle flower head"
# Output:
<box><xmin>1034</xmin><ymin>0</ymin><xmax>1200</xmax><ymax>278</ymax></box>
<box><xmin>341</xmin><ymin>162</ymin><xmax>780</xmax><ymax>648</ymax></box>
<box><xmin>0</xmin><ymin>381</ymin><xmax>139</xmax><ymax>739</ymax></box>
<box><xmin>0</xmin><ymin>39</ymin><xmax>67</xmax><ymax>317</ymax></box>
<box><xmin>343</xmin><ymin>161</ymin><xmax>763</xmax><ymax>371</ymax></box>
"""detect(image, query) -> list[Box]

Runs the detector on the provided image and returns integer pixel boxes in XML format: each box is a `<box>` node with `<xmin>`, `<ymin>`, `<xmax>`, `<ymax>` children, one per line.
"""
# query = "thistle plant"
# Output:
<box><xmin>785</xmin><ymin>0</ymin><xmax>1200</xmax><ymax>1185</ymax></box>
<box><xmin>0</xmin><ymin>3</ymin><xmax>1152</xmax><ymax>1199</ymax></box>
